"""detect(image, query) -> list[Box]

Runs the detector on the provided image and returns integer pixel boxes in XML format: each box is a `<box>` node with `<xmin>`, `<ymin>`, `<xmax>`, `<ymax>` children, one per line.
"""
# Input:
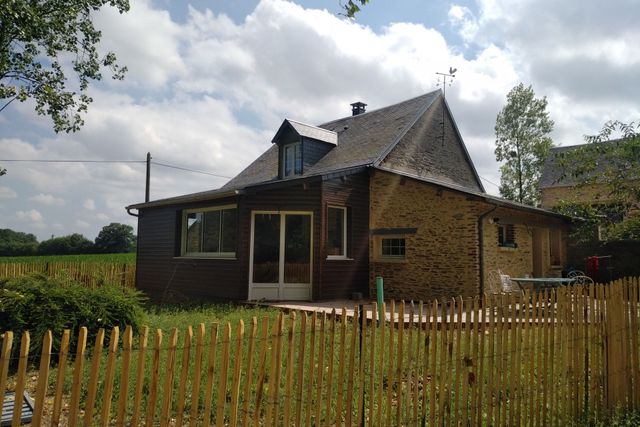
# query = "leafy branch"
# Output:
<box><xmin>0</xmin><ymin>0</ymin><xmax>129</xmax><ymax>133</ymax></box>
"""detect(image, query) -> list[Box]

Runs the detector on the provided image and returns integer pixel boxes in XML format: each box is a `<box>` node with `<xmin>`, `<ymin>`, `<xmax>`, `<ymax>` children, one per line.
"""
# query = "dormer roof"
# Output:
<box><xmin>272</xmin><ymin>119</ymin><xmax>338</xmax><ymax>145</ymax></box>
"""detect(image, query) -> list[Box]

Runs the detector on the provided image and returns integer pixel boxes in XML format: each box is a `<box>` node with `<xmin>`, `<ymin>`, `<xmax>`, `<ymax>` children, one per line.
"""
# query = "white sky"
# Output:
<box><xmin>1</xmin><ymin>0</ymin><xmax>639</xmax><ymax>240</ymax></box>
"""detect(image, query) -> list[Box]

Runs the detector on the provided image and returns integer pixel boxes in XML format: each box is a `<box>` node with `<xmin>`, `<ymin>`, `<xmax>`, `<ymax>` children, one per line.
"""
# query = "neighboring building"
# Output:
<box><xmin>540</xmin><ymin>143</ymin><xmax>619</xmax><ymax>210</ymax></box>
<box><xmin>540</xmin><ymin>142</ymin><xmax>639</xmax><ymax>281</ymax></box>
<box><xmin>127</xmin><ymin>90</ymin><xmax>570</xmax><ymax>302</ymax></box>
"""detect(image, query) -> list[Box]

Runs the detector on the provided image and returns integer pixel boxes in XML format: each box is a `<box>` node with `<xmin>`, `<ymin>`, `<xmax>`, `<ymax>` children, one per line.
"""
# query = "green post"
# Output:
<box><xmin>376</xmin><ymin>276</ymin><xmax>384</xmax><ymax>322</ymax></box>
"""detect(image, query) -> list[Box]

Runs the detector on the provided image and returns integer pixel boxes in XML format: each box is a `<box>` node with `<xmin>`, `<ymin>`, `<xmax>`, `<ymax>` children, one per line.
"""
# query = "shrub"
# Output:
<box><xmin>0</xmin><ymin>274</ymin><xmax>146</xmax><ymax>362</ymax></box>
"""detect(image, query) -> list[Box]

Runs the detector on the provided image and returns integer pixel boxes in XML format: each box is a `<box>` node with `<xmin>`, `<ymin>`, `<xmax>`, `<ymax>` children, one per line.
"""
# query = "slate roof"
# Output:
<box><xmin>540</xmin><ymin>140</ymin><xmax>620</xmax><ymax>188</ymax></box>
<box><xmin>128</xmin><ymin>90</ymin><xmax>492</xmax><ymax>209</ymax></box>
<box><xmin>223</xmin><ymin>90</ymin><xmax>442</xmax><ymax>190</ymax></box>
<box><xmin>274</xmin><ymin>119</ymin><xmax>338</xmax><ymax>145</ymax></box>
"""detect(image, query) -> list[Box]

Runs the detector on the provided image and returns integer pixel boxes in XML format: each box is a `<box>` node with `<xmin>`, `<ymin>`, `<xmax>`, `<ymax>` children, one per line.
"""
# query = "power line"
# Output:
<box><xmin>0</xmin><ymin>158</ymin><xmax>231</xmax><ymax>178</ymax></box>
<box><xmin>0</xmin><ymin>159</ymin><xmax>145</xmax><ymax>163</ymax></box>
<box><xmin>479</xmin><ymin>175</ymin><xmax>500</xmax><ymax>188</ymax></box>
<box><xmin>151</xmin><ymin>160</ymin><xmax>232</xmax><ymax>179</ymax></box>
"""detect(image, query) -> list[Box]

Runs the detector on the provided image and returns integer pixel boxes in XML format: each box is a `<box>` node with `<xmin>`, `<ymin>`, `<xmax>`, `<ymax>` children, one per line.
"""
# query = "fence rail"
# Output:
<box><xmin>0</xmin><ymin>261</ymin><xmax>136</xmax><ymax>288</ymax></box>
<box><xmin>1</xmin><ymin>278</ymin><xmax>639</xmax><ymax>426</ymax></box>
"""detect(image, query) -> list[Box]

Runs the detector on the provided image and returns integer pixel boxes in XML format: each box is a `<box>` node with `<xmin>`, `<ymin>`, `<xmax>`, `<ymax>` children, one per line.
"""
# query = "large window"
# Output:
<box><xmin>283</xmin><ymin>142</ymin><xmax>302</xmax><ymax>177</ymax></box>
<box><xmin>327</xmin><ymin>206</ymin><xmax>347</xmax><ymax>258</ymax></box>
<box><xmin>182</xmin><ymin>205</ymin><xmax>237</xmax><ymax>257</ymax></box>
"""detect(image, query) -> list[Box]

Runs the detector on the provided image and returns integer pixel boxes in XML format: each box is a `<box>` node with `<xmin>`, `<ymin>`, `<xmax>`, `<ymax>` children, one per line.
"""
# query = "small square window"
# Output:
<box><xmin>380</xmin><ymin>237</ymin><xmax>406</xmax><ymax>259</ymax></box>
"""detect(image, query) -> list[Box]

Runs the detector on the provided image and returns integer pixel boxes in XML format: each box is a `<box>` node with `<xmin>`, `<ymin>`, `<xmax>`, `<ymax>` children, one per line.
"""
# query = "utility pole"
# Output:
<box><xmin>436</xmin><ymin>67</ymin><xmax>457</xmax><ymax>146</ymax></box>
<box><xmin>145</xmin><ymin>152</ymin><xmax>151</xmax><ymax>202</ymax></box>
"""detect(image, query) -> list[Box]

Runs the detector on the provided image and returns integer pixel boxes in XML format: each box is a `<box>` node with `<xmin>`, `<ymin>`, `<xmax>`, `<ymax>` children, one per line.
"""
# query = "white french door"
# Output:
<box><xmin>248</xmin><ymin>211</ymin><xmax>313</xmax><ymax>300</ymax></box>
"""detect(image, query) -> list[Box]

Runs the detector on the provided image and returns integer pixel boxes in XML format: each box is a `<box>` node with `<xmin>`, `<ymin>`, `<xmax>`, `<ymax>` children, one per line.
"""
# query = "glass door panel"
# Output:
<box><xmin>252</xmin><ymin>213</ymin><xmax>280</xmax><ymax>283</ymax></box>
<box><xmin>284</xmin><ymin>214</ymin><xmax>311</xmax><ymax>284</ymax></box>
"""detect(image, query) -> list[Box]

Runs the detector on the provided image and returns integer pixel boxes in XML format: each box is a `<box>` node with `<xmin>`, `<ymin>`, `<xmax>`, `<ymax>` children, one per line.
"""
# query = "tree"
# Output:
<box><xmin>494</xmin><ymin>83</ymin><xmax>554</xmax><ymax>206</ymax></box>
<box><xmin>554</xmin><ymin>120</ymin><xmax>640</xmax><ymax>241</ymax></box>
<box><xmin>342</xmin><ymin>0</ymin><xmax>369</xmax><ymax>17</ymax></box>
<box><xmin>1</xmin><ymin>0</ymin><xmax>129</xmax><ymax>133</ymax></box>
<box><xmin>38</xmin><ymin>233</ymin><xmax>94</xmax><ymax>255</ymax></box>
<box><xmin>95</xmin><ymin>222</ymin><xmax>135</xmax><ymax>253</ymax></box>
<box><xmin>0</xmin><ymin>228</ymin><xmax>38</xmax><ymax>256</ymax></box>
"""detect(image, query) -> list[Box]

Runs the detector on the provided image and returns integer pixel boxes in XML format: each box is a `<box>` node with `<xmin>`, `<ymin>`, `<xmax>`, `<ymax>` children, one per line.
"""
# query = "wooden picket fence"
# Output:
<box><xmin>1</xmin><ymin>278</ymin><xmax>640</xmax><ymax>426</ymax></box>
<box><xmin>0</xmin><ymin>261</ymin><xmax>135</xmax><ymax>288</ymax></box>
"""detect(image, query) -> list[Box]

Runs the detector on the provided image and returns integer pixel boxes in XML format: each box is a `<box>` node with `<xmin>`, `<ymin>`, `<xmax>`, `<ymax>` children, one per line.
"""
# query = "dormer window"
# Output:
<box><xmin>272</xmin><ymin>119</ymin><xmax>337</xmax><ymax>180</ymax></box>
<box><xmin>283</xmin><ymin>142</ymin><xmax>302</xmax><ymax>177</ymax></box>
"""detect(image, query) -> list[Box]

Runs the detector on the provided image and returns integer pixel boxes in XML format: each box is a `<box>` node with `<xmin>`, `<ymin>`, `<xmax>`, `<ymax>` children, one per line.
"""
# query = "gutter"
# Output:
<box><xmin>126</xmin><ymin>207</ymin><xmax>139</xmax><ymax>217</ymax></box>
<box><xmin>477</xmin><ymin>204</ymin><xmax>498</xmax><ymax>297</ymax></box>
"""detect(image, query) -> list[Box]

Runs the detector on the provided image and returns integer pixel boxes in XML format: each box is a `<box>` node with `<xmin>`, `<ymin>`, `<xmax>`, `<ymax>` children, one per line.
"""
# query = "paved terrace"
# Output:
<box><xmin>247</xmin><ymin>298</ymin><xmax>548</xmax><ymax>326</ymax></box>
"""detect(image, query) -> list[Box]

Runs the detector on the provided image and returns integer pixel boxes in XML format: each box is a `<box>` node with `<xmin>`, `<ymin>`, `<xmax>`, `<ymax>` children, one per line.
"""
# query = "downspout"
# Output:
<box><xmin>126</xmin><ymin>207</ymin><xmax>140</xmax><ymax>289</ymax></box>
<box><xmin>478</xmin><ymin>204</ymin><xmax>498</xmax><ymax>297</ymax></box>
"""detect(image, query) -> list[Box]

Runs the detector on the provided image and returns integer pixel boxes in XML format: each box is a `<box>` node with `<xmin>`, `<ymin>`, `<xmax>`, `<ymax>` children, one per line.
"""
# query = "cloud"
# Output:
<box><xmin>30</xmin><ymin>193</ymin><xmax>65</xmax><ymax>206</ymax></box>
<box><xmin>95</xmin><ymin>0</ymin><xmax>185</xmax><ymax>88</ymax></box>
<box><xmin>16</xmin><ymin>209</ymin><xmax>46</xmax><ymax>229</ymax></box>
<box><xmin>448</xmin><ymin>5</ymin><xmax>479</xmax><ymax>43</ymax></box>
<box><xmin>1</xmin><ymin>0</ymin><xmax>638</xmax><ymax>240</ymax></box>
<box><xmin>16</xmin><ymin>209</ymin><xmax>43</xmax><ymax>222</ymax></box>
<box><xmin>83</xmin><ymin>199</ymin><xmax>96</xmax><ymax>210</ymax></box>
<box><xmin>0</xmin><ymin>186</ymin><xmax>17</xmax><ymax>199</ymax></box>
<box><xmin>76</xmin><ymin>220</ymin><xmax>91</xmax><ymax>229</ymax></box>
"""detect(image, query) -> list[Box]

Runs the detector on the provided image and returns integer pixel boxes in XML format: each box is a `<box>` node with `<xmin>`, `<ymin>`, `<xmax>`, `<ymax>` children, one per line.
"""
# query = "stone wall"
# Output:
<box><xmin>541</xmin><ymin>183</ymin><xmax>612</xmax><ymax>209</ymax></box>
<box><xmin>481</xmin><ymin>207</ymin><xmax>568</xmax><ymax>284</ymax></box>
<box><xmin>369</xmin><ymin>170</ymin><xmax>484</xmax><ymax>301</ymax></box>
<box><xmin>369</xmin><ymin>170</ymin><xmax>570</xmax><ymax>301</ymax></box>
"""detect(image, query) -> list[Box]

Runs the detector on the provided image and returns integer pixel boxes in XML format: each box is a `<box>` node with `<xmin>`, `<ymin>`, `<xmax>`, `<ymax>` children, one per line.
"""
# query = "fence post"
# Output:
<box><xmin>121</xmin><ymin>263</ymin><xmax>127</xmax><ymax>286</ymax></box>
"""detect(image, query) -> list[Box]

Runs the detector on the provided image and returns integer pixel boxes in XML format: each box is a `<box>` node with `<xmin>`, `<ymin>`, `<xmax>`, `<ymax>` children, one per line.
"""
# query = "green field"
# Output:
<box><xmin>0</xmin><ymin>252</ymin><xmax>136</xmax><ymax>264</ymax></box>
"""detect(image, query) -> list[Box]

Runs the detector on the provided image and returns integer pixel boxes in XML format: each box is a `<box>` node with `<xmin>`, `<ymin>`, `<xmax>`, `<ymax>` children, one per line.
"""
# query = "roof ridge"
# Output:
<box><xmin>371</xmin><ymin>91</ymin><xmax>441</xmax><ymax>167</ymax></box>
<box><xmin>550</xmin><ymin>138</ymin><xmax>621</xmax><ymax>151</ymax></box>
<box><xmin>318</xmin><ymin>89</ymin><xmax>441</xmax><ymax>127</ymax></box>
<box><xmin>285</xmin><ymin>117</ymin><xmax>336</xmax><ymax>132</ymax></box>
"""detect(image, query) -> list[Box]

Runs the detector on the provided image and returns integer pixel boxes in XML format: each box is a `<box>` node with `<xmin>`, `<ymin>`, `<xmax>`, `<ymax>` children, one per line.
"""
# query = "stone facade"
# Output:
<box><xmin>541</xmin><ymin>183</ymin><xmax>612</xmax><ymax>209</ymax></box>
<box><xmin>481</xmin><ymin>207</ymin><xmax>568</xmax><ymax>282</ymax></box>
<box><xmin>369</xmin><ymin>170</ymin><xmax>484</xmax><ymax>301</ymax></box>
<box><xmin>369</xmin><ymin>170</ymin><xmax>569</xmax><ymax>302</ymax></box>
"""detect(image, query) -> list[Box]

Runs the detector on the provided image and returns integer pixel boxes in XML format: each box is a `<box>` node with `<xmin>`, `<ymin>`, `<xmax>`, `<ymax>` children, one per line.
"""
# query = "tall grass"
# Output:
<box><xmin>0</xmin><ymin>253</ymin><xmax>136</xmax><ymax>264</ymax></box>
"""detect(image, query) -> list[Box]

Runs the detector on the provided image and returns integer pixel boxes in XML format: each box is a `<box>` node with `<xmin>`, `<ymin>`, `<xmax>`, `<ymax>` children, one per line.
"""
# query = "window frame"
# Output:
<box><xmin>326</xmin><ymin>206</ymin><xmax>348</xmax><ymax>260</ymax></box>
<box><xmin>180</xmin><ymin>204</ymin><xmax>237</xmax><ymax>258</ymax></box>
<box><xmin>497</xmin><ymin>223</ymin><xmax>517</xmax><ymax>248</ymax></box>
<box><xmin>373</xmin><ymin>234</ymin><xmax>407</xmax><ymax>262</ymax></box>
<box><xmin>282</xmin><ymin>141</ymin><xmax>302</xmax><ymax>177</ymax></box>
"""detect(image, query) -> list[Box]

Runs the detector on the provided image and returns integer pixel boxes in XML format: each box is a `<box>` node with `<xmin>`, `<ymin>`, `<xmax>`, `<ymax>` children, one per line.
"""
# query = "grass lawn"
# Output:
<box><xmin>143</xmin><ymin>301</ymin><xmax>281</xmax><ymax>332</ymax></box>
<box><xmin>0</xmin><ymin>253</ymin><xmax>136</xmax><ymax>264</ymax></box>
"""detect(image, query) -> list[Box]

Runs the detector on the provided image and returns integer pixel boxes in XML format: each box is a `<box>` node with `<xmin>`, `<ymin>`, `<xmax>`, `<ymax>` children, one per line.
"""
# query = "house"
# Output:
<box><xmin>540</xmin><ymin>142</ymin><xmax>640</xmax><ymax>280</ymax></box>
<box><xmin>127</xmin><ymin>90</ymin><xmax>570</xmax><ymax>302</ymax></box>
<box><xmin>540</xmin><ymin>142</ymin><xmax>621</xmax><ymax>210</ymax></box>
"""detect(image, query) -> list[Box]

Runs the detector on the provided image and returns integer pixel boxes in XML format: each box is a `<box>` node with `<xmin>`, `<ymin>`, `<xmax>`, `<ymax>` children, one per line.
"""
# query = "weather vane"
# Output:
<box><xmin>435</xmin><ymin>67</ymin><xmax>458</xmax><ymax>146</ymax></box>
<box><xmin>436</xmin><ymin>67</ymin><xmax>457</xmax><ymax>99</ymax></box>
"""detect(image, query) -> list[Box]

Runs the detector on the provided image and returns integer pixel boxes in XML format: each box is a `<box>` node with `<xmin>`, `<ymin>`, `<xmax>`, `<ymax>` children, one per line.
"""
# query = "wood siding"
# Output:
<box><xmin>135</xmin><ymin>196</ymin><xmax>245</xmax><ymax>302</ymax></box>
<box><xmin>319</xmin><ymin>172</ymin><xmax>370</xmax><ymax>299</ymax></box>
<box><xmin>241</xmin><ymin>180</ymin><xmax>323</xmax><ymax>299</ymax></box>
<box><xmin>135</xmin><ymin>173</ymin><xmax>370</xmax><ymax>302</ymax></box>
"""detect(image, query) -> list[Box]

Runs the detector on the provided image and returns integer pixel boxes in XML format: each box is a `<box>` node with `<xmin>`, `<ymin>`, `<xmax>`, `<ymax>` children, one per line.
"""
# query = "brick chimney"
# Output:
<box><xmin>350</xmin><ymin>102</ymin><xmax>367</xmax><ymax>116</ymax></box>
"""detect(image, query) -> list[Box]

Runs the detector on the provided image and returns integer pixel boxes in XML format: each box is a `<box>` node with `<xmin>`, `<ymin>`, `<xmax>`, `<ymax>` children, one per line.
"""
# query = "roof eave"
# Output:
<box><xmin>126</xmin><ymin>189</ymin><xmax>244</xmax><ymax>210</ymax></box>
<box><xmin>374</xmin><ymin>165</ymin><xmax>570</xmax><ymax>221</ymax></box>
